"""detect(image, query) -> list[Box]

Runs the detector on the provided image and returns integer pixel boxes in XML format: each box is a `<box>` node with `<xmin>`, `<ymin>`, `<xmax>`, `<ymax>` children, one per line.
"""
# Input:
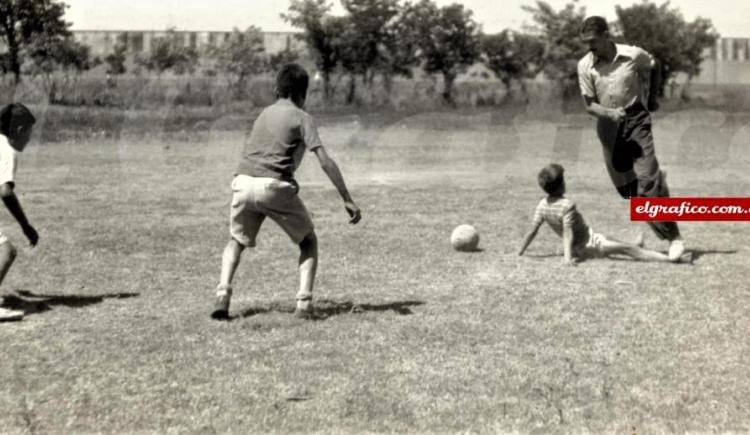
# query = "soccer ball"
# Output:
<box><xmin>450</xmin><ymin>224</ymin><xmax>479</xmax><ymax>252</ymax></box>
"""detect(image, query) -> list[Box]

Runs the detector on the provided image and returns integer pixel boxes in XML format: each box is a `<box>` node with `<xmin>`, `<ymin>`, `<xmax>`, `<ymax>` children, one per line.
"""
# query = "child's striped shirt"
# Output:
<box><xmin>532</xmin><ymin>196</ymin><xmax>590</xmax><ymax>247</ymax></box>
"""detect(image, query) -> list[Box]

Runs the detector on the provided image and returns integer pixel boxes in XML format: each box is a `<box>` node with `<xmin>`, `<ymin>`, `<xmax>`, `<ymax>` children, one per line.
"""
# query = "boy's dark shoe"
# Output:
<box><xmin>211</xmin><ymin>285</ymin><xmax>232</xmax><ymax>320</ymax></box>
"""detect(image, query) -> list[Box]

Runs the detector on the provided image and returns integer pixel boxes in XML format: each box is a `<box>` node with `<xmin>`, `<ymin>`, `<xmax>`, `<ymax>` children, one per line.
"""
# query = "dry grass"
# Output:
<box><xmin>0</xmin><ymin>106</ymin><xmax>749</xmax><ymax>433</ymax></box>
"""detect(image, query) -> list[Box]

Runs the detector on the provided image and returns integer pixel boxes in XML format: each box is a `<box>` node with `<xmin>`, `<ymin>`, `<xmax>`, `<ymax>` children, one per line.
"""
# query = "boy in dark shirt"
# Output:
<box><xmin>212</xmin><ymin>64</ymin><xmax>361</xmax><ymax>320</ymax></box>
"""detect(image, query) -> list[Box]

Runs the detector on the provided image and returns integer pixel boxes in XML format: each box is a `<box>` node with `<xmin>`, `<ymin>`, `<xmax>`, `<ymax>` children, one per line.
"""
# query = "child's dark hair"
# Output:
<box><xmin>276</xmin><ymin>63</ymin><xmax>309</xmax><ymax>99</ymax></box>
<box><xmin>0</xmin><ymin>103</ymin><xmax>36</xmax><ymax>136</ymax></box>
<box><xmin>538</xmin><ymin>163</ymin><xmax>565</xmax><ymax>195</ymax></box>
<box><xmin>580</xmin><ymin>16</ymin><xmax>609</xmax><ymax>36</ymax></box>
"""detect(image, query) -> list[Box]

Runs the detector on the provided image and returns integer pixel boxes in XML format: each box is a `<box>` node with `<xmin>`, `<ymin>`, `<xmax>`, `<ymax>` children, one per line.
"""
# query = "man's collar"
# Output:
<box><xmin>612</xmin><ymin>43</ymin><xmax>628</xmax><ymax>61</ymax></box>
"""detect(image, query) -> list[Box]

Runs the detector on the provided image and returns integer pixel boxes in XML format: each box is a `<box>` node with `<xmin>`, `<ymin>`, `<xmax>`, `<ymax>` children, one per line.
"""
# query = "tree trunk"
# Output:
<box><xmin>382</xmin><ymin>72</ymin><xmax>393</xmax><ymax>95</ymax></box>
<box><xmin>680</xmin><ymin>76</ymin><xmax>693</xmax><ymax>102</ymax></box>
<box><xmin>2</xmin><ymin>19</ymin><xmax>22</xmax><ymax>84</ymax></box>
<box><xmin>234</xmin><ymin>74</ymin><xmax>246</xmax><ymax>100</ymax></box>
<box><xmin>46</xmin><ymin>77</ymin><xmax>56</xmax><ymax>104</ymax></box>
<box><xmin>442</xmin><ymin>72</ymin><xmax>456</xmax><ymax>106</ymax></box>
<box><xmin>519</xmin><ymin>79</ymin><xmax>530</xmax><ymax>104</ymax></box>
<box><xmin>323</xmin><ymin>71</ymin><xmax>332</xmax><ymax>102</ymax></box>
<box><xmin>346</xmin><ymin>74</ymin><xmax>357</xmax><ymax>105</ymax></box>
<box><xmin>502</xmin><ymin>77</ymin><xmax>513</xmax><ymax>98</ymax></box>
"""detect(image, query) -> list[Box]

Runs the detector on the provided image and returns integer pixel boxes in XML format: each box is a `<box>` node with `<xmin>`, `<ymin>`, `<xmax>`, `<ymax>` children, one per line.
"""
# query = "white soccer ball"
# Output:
<box><xmin>451</xmin><ymin>224</ymin><xmax>480</xmax><ymax>252</ymax></box>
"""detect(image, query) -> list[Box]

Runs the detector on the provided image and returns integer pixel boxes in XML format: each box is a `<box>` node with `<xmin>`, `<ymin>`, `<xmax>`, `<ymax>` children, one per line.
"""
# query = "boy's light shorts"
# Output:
<box><xmin>229</xmin><ymin>174</ymin><xmax>314</xmax><ymax>247</ymax></box>
<box><xmin>0</xmin><ymin>231</ymin><xmax>7</xmax><ymax>246</ymax></box>
<box><xmin>574</xmin><ymin>228</ymin><xmax>606</xmax><ymax>258</ymax></box>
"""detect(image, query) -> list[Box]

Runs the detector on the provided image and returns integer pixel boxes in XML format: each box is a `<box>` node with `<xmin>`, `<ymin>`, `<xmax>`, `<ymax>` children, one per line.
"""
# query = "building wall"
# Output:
<box><xmin>70</xmin><ymin>30</ymin><xmax>305</xmax><ymax>57</ymax></box>
<box><xmin>694</xmin><ymin>37</ymin><xmax>750</xmax><ymax>85</ymax></box>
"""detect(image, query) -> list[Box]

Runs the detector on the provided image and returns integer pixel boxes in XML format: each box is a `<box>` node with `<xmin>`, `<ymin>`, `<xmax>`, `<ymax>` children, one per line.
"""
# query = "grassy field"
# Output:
<box><xmin>1</xmin><ymin>105</ymin><xmax>749</xmax><ymax>433</ymax></box>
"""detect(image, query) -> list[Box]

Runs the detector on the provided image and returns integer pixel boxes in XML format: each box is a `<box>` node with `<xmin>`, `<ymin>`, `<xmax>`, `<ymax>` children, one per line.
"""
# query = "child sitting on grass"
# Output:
<box><xmin>518</xmin><ymin>163</ymin><xmax>691</xmax><ymax>265</ymax></box>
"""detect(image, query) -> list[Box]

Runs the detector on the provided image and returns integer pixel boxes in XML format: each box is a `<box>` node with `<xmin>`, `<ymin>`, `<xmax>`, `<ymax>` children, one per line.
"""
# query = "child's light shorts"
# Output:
<box><xmin>574</xmin><ymin>228</ymin><xmax>607</xmax><ymax>258</ymax></box>
<box><xmin>229</xmin><ymin>174</ymin><xmax>314</xmax><ymax>247</ymax></box>
<box><xmin>0</xmin><ymin>231</ymin><xmax>7</xmax><ymax>246</ymax></box>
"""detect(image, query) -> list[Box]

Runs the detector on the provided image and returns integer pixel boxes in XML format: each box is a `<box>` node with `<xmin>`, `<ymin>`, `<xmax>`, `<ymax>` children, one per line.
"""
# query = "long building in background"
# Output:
<box><xmin>694</xmin><ymin>37</ymin><xmax>750</xmax><ymax>85</ymax></box>
<box><xmin>71</xmin><ymin>29</ymin><xmax>305</xmax><ymax>56</ymax></box>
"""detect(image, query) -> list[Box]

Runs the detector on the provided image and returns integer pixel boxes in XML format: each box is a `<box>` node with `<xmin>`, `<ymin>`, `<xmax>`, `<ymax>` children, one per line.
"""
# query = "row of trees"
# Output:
<box><xmin>283</xmin><ymin>0</ymin><xmax>481</xmax><ymax>103</ymax></box>
<box><xmin>2</xmin><ymin>0</ymin><xmax>720</xmax><ymax>105</ymax></box>
<box><xmin>1</xmin><ymin>0</ymin><xmax>93</xmax><ymax>80</ymax></box>
<box><xmin>1</xmin><ymin>0</ymin><xmax>299</xmax><ymax>102</ymax></box>
<box><xmin>284</xmin><ymin>0</ymin><xmax>720</xmax><ymax>103</ymax></box>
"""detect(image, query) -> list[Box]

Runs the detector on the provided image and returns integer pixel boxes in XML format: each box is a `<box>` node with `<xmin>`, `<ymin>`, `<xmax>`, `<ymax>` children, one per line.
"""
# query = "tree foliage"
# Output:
<box><xmin>285</xmin><ymin>0</ymin><xmax>482</xmax><ymax>104</ymax></box>
<box><xmin>27</xmin><ymin>36</ymin><xmax>94</xmax><ymax>103</ymax></box>
<box><xmin>0</xmin><ymin>0</ymin><xmax>71</xmax><ymax>83</ymax></box>
<box><xmin>616</xmin><ymin>1</ymin><xmax>719</xmax><ymax>96</ymax></box>
<box><xmin>283</xmin><ymin>0</ymin><xmax>340</xmax><ymax>100</ymax></box>
<box><xmin>209</xmin><ymin>26</ymin><xmax>267</xmax><ymax>97</ymax></box>
<box><xmin>136</xmin><ymin>29</ymin><xmax>199</xmax><ymax>76</ymax></box>
<box><xmin>521</xmin><ymin>0</ymin><xmax>587</xmax><ymax>93</ymax></box>
<box><xmin>403</xmin><ymin>0</ymin><xmax>480</xmax><ymax>103</ymax></box>
<box><xmin>341</xmin><ymin>0</ymin><xmax>400</xmax><ymax>77</ymax></box>
<box><xmin>105</xmin><ymin>43</ymin><xmax>127</xmax><ymax>76</ymax></box>
<box><xmin>269</xmin><ymin>47</ymin><xmax>299</xmax><ymax>73</ymax></box>
<box><xmin>482</xmin><ymin>30</ymin><xmax>544</xmax><ymax>95</ymax></box>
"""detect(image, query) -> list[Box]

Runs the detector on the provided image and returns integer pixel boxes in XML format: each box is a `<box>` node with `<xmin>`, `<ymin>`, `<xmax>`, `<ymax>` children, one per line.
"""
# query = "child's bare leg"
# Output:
<box><xmin>296</xmin><ymin>231</ymin><xmax>318</xmax><ymax>313</ymax></box>
<box><xmin>219</xmin><ymin>239</ymin><xmax>245</xmax><ymax>287</ymax></box>
<box><xmin>0</xmin><ymin>242</ymin><xmax>24</xmax><ymax>321</ymax></box>
<box><xmin>600</xmin><ymin>232</ymin><xmax>644</xmax><ymax>247</ymax></box>
<box><xmin>212</xmin><ymin>239</ymin><xmax>245</xmax><ymax>319</ymax></box>
<box><xmin>0</xmin><ymin>242</ymin><xmax>17</xmax><ymax>286</ymax></box>
<box><xmin>599</xmin><ymin>238</ymin><xmax>673</xmax><ymax>262</ymax></box>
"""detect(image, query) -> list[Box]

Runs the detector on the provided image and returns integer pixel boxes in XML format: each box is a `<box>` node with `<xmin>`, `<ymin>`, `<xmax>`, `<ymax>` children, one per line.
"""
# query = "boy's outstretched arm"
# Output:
<box><xmin>313</xmin><ymin>147</ymin><xmax>361</xmax><ymax>224</ymax></box>
<box><xmin>562</xmin><ymin>225</ymin><xmax>576</xmax><ymax>266</ymax></box>
<box><xmin>518</xmin><ymin>221</ymin><xmax>542</xmax><ymax>256</ymax></box>
<box><xmin>0</xmin><ymin>183</ymin><xmax>38</xmax><ymax>246</ymax></box>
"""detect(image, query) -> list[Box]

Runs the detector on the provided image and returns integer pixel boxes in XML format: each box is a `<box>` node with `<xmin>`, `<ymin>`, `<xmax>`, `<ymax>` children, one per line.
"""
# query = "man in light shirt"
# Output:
<box><xmin>577</xmin><ymin>16</ymin><xmax>685</xmax><ymax>261</ymax></box>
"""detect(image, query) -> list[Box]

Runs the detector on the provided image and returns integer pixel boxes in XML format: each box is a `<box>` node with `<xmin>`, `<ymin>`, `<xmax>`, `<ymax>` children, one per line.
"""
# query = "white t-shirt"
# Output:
<box><xmin>0</xmin><ymin>134</ymin><xmax>18</xmax><ymax>186</ymax></box>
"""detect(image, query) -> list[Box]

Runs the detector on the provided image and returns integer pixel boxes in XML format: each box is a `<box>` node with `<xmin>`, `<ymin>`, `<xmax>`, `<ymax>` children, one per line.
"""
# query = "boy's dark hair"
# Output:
<box><xmin>276</xmin><ymin>63</ymin><xmax>309</xmax><ymax>99</ymax></box>
<box><xmin>580</xmin><ymin>16</ymin><xmax>609</xmax><ymax>36</ymax></box>
<box><xmin>538</xmin><ymin>163</ymin><xmax>565</xmax><ymax>195</ymax></box>
<box><xmin>0</xmin><ymin>103</ymin><xmax>36</xmax><ymax>136</ymax></box>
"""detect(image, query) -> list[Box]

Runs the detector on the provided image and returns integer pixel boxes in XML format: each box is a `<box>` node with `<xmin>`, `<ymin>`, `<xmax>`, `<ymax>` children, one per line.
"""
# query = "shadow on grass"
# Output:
<box><xmin>690</xmin><ymin>249</ymin><xmax>737</xmax><ymax>261</ymax></box>
<box><xmin>234</xmin><ymin>299</ymin><xmax>425</xmax><ymax>321</ymax></box>
<box><xmin>524</xmin><ymin>253</ymin><xmax>562</xmax><ymax>259</ymax></box>
<box><xmin>568</xmin><ymin>248</ymin><xmax>733</xmax><ymax>265</ymax></box>
<box><xmin>0</xmin><ymin>290</ymin><xmax>139</xmax><ymax>315</ymax></box>
<box><xmin>454</xmin><ymin>247</ymin><xmax>485</xmax><ymax>253</ymax></box>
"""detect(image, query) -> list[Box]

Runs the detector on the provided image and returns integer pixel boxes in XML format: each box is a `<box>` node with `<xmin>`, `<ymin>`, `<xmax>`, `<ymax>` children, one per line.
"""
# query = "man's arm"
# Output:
<box><xmin>0</xmin><ymin>183</ymin><xmax>38</xmax><ymax>246</ymax></box>
<box><xmin>582</xmin><ymin>95</ymin><xmax>627</xmax><ymax>123</ymax></box>
<box><xmin>312</xmin><ymin>147</ymin><xmax>361</xmax><ymax>224</ymax></box>
<box><xmin>578</xmin><ymin>58</ymin><xmax>626</xmax><ymax>123</ymax></box>
<box><xmin>518</xmin><ymin>221</ymin><xmax>542</xmax><ymax>256</ymax></box>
